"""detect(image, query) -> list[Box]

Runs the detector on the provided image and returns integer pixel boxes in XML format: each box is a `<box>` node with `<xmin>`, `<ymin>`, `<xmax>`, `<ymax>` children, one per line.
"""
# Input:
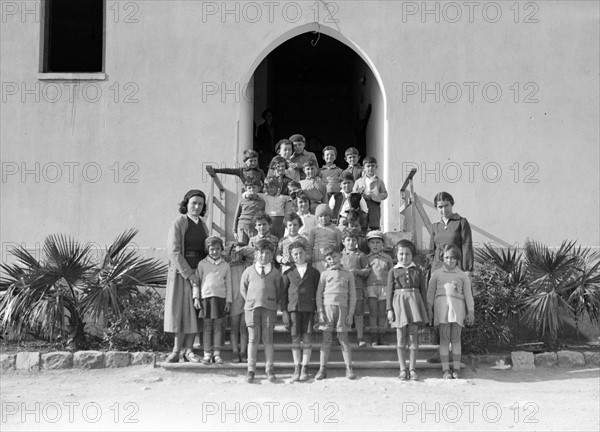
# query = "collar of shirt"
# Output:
<box><xmin>255</xmin><ymin>262</ymin><xmax>272</xmax><ymax>274</ymax></box>
<box><xmin>322</xmin><ymin>164</ymin><xmax>338</xmax><ymax>169</ymax></box>
<box><xmin>394</xmin><ymin>262</ymin><xmax>416</xmax><ymax>269</ymax></box>
<box><xmin>442</xmin><ymin>213</ymin><xmax>462</xmax><ymax>223</ymax></box>
<box><xmin>442</xmin><ymin>266</ymin><xmax>460</xmax><ymax>273</ymax></box>
<box><xmin>327</xmin><ymin>264</ymin><xmax>343</xmax><ymax>271</ymax></box>
<box><xmin>368</xmin><ymin>251</ymin><xmax>387</xmax><ymax>258</ymax></box>
<box><xmin>343</xmin><ymin>249</ymin><xmax>359</xmax><ymax>255</ymax></box>
<box><xmin>207</xmin><ymin>257</ymin><xmax>222</xmax><ymax>265</ymax></box>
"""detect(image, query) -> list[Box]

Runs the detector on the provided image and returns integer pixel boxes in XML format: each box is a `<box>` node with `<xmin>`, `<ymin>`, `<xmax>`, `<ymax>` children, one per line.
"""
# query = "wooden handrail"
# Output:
<box><xmin>400</xmin><ymin>168</ymin><xmax>417</xmax><ymax>192</ymax></box>
<box><xmin>206</xmin><ymin>169</ymin><xmax>226</xmax><ymax>194</ymax></box>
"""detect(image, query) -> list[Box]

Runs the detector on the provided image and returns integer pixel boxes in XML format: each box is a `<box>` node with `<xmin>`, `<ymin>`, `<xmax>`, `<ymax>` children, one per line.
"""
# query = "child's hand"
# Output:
<box><xmin>224</xmin><ymin>302</ymin><xmax>231</xmax><ymax>314</ymax></box>
<box><xmin>282</xmin><ymin>311</ymin><xmax>290</xmax><ymax>327</ymax></box>
<box><xmin>206</xmin><ymin>165</ymin><xmax>215</xmax><ymax>174</ymax></box>
<box><xmin>466</xmin><ymin>311</ymin><xmax>475</xmax><ymax>325</ymax></box>
<box><xmin>318</xmin><ymin>312</ymin><xmax>326</xmax><ymax>323</ymax></box>
<box><xmin>387</xmin><ymin>310</ymin><xmax>395</xmax><ymax>323</ymax></box>
<box><xmin>345</xmin><ymin>314</ymin><xmax>353</xmax><ymax>326</ymax></box>
<box><xmin>193</xmin><ymin>298</ymin><xmax>202</xmax><ymax>310</ymax></box>
<box><xmin>189</xmin><ymin>274</ymin><xmax>200</xmax><ymax>286</ymax></box>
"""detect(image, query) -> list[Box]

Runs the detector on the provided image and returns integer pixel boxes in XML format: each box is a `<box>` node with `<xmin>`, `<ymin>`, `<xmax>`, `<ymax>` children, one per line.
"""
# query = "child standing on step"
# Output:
<box><xmin>281</xmin><ymin>241</ymin><xmax>320</xmax><ymax>382</ymax></box>
<box><xmin>353</xmin><ymin>156</ymin><xmax>388</xmax><ymax>231</ymax></box>
<box><xmin>240</xmin><ymin>239</ymin><xmax>283</xmax><ymax>383</ymax></box>
<box><xmin>319</xmin><ymin>146</ymin><xmax>343</xmax><ymax>200</ymax></box>
<box><xmin>193</xmin><ymin>237</ymin><xmax>232</xmax><ymax>365</ymax></box>
<box><xmin>386</xmin><ymin>240</ymin><xmax>429</xmax><ymax>380</ymax></box>
<box><xmin>276</xmin><ymin>213</ymin><xmax>311</xmax><ymax>273</ymax></box>
<box><xmin>232</xmin><ymin>178</ymin><xmax>265</xmax><ymax>245</ymax></box>
<box><xmin>427</xmin><ymin>243</ymin><xmax>474</xmax><ymax>379</ymax></box>
<box><xmin>308</xmin><ymin>204</ymin><xmax>342</xmax><ymax>272</ymax></box>
<box><xmin>365</xmin><ymin>230</ymin><xmax>394</xmax><ymax>346</ymax></box>
<box><xmin>340</xmin><ymin>228</ymin><xmax>371</xmax><ymax>347</ymax></box>
<box><xmin>315</xmin><ymin>245</ymin><xmax>357</xmax><ymax>380</ymax></box>
<box><xmin>206</xmin><ymin>149</ymin><xmax>265</xmax><ymax>186</ymax></box>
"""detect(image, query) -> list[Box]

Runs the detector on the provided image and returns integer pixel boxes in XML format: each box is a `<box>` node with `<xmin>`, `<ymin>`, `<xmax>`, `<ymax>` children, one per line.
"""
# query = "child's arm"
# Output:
<box><xmin>463</xmin><ymin>273</ymin><xmax>475</xmax><ymax>324</ymax></box>
<box><xmin>346</xmin><ymin>272</ymin><xmax>357</xmax><ymax>325</ymax></box>
<box><xmin>240</xmin><ymin>269</ymin><xmax>249</xmax><ymax>300</ymax></box>
<box><xmin>358</xmin><ymin>253</ymin><xmax>371</xmax><ymax>278</ymax></box>
<box><xmin>316</xmin><ymin>273</ymin><xmax>325</xmax><ymax>322</ymax></box>
<box><xmin>275</xmin><ymin>273</ymin><xmax>283</xmax><ymax>311</ymax></box>
<box><xmin>232</xmin><ymin>201</ymin><xmax>243</xmax><ymax>237</ymax></box>
<box><xmin>275</xmin><ymin>238</ymin><xmax>285</xmax><ymax>265</ymax></box>
<box><xmin>209</xmin><ymin>166</ymin><xmax>243</xmax><ymax>180</ymax></box>
<box><xmin>359</xmin><ymin>196</ymin><xmax>369</xmax><ymax>214</ymax></box>
<box><xmin>281</xmin><ymin>273</ymin><xmax>290</xmax><ymax>325</ymax></box>
<box><xmin>193</xmin><ymin>265</ymin><xmax>203</xmax><ymax>309</ymax></box>
<box><xmin>426</xmin><ymin>271</ymin><xmax>437</xmax><ymax>322</ymax></box>
<box><xmin>385</xmin><ymin>269</ymin><xmax>394</xmax><ymax>320</ymax></box>
<box><xmin>224</xmin><ymin>265</ymin><xmax>233</xmax><ymax>310</ymax></box>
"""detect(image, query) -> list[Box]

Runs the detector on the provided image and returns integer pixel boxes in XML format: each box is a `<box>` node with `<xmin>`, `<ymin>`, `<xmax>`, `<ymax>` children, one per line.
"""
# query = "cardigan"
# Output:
<box><xmin>193</xmin><ymin>257</ymin><xmax>233</xmax><ymax>303</ymax></box>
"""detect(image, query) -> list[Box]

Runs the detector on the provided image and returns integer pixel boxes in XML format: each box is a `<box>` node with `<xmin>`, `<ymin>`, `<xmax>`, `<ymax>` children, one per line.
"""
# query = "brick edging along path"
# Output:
<box><xmin>1</xmin><ymin>350</ymin><xmax>599</xmax><ymax>372</ymax></box>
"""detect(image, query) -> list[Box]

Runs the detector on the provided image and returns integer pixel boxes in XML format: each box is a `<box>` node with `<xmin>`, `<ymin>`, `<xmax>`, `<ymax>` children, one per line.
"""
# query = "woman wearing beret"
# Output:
<box><xmin>429</xmin><ymin>192</ymin><xmax>473</xmax><ymax>275</ymax></box>
<box><xmin>164</xmin><ymin>189</ymin><xmax>209</xmax><ymax>362</ymax></box>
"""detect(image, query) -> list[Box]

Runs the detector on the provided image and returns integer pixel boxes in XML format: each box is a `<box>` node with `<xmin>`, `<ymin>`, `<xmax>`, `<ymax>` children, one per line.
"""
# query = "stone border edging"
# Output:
<box><xmin>1</xmin><ymin>350</ymin><xmax>598</xmax><ymax>372</ymax></box>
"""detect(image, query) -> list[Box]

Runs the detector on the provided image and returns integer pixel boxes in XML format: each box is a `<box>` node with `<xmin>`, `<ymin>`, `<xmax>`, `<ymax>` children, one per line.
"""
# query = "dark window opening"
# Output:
<box><xmin>43</xmin><ymin>0</ymin><xmax>104</xmax><ymax>72</ymax></box>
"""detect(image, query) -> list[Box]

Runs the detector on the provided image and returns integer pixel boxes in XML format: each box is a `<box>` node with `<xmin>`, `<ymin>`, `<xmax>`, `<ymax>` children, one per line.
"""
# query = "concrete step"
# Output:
<box><xmin>159</xmin><ymin>360</ymin><xmax>457</xmax><ymax>373</ymax></box>
<box><xmin>189</xmin><ymin>344</ymin><xmax>439</xmax><ymax>363</ymax></box>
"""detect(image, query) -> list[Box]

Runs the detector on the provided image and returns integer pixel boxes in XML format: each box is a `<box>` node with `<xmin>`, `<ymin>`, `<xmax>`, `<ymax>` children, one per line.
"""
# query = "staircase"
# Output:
<box><xmin>160</xmin><ymin>169</ymin><xmax>453</xmax><ymax>374</ymax></box>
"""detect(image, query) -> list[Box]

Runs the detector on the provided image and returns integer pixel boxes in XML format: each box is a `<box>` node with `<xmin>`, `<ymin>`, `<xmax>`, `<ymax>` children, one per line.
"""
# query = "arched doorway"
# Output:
<box><xmin>238</xmin><ymin>25</ymin><xmax>389</xmax><ymax>228</ymax></box>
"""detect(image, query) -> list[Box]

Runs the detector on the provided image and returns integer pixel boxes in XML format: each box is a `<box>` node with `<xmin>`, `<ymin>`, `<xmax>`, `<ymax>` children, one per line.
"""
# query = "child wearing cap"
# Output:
<box><xmin>340</xmin><ymin>228</ymin><xmax>371</xmax><ymax>347</ymax></box>
<box><xmin>206</xmin><ymin>149</ymin><xmax>265</xmax><ymax>185</ymax></box>
<box><xmin>281</xmin><ymin>241</ymin><xmax>320</xmax><ymax>382</ymax></box>
<box><xmin>353</xmin><ymin>156</ymin><xmax>388</xmax><ymax>231</ymax></box>
<box><xmin>193</xmin><ymin>236</ymin><xmax>233</xmax><ymax>365</ymax></box>
<box><xmin>300</xmin><ymin>160</ymin><xmax>327</xmax><ymax>213</ymax></box>
<box><xmin>343</xmin><ymin>147</ymin><xmax>363</xmax><ymax>181</ymax></box>
<box><xmin>240</xmin><ymin>239</ymin><xmax>283</xmax><ymax>383</ymax></box>
<box><xmin>308</xmin><ymin>204</ymin><xmax>342</xmax><ymax>272</ymax></box>
<box><xmin>232</xmin><ymin>178</ymin><xmax>266</xmax><ymax>245</ymax></box>
<box><xmin>289</xmin><ymin>134</ymin><xmax>319</xmax><ymax>180</ymax></box>
<box><xmin>315</xmin><ymin>245</ymin><xmax>357</xmax><ymax>380</ymax></box>
<box><xmin>365</xmin><ymin>230</ymin><xmax>394</xmax><ymax>346</ymax></box>
<box><xmin>319</xmin><ymin>146</ymin><xmax>343</xmax><ymax>199</ymax></box>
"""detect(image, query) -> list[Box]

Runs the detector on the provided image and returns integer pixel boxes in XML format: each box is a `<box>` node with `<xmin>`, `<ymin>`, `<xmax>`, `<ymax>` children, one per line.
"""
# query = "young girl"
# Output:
<box><xmin>427</xmin><ymin>243</ymin><xmax>474</xmax><ymax>379</ymax></box>
<box><xmin>258</xmin><ymin>176</ymin><xmax>290</xmax><ymax>239</ymax></box>
<box><xmin>386</xmin><ymin>240</ymin><xmax>429</xmax><ymax>380</ymax></box>
<box><xmin>308</xmin><ymin>204</ymin><xmax>342</xmax><ymax>272</ymax></box>
<box><xmin>276</xmin><ymin>213</ymin><xmax>310</xmax><ymax>273</ymax></box>
<box><xmin>193</xmin><ymin>237</ymin><xmax>232</xmax><ymax>365</ymax></box>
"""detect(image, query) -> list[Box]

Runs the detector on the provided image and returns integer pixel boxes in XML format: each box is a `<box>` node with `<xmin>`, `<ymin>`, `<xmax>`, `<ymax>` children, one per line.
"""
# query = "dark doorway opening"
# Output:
<box><xmin>252</xmin><ymin>32</ymin><xmax>375</xmax><ymax>169</ymax></box>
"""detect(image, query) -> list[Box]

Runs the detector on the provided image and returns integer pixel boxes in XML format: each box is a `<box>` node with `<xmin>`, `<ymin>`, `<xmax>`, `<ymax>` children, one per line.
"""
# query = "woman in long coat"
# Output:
<box><xmin>164</xmin><ymin>189</ymin><xmax>209</xmax><ymax>362</ymax></box>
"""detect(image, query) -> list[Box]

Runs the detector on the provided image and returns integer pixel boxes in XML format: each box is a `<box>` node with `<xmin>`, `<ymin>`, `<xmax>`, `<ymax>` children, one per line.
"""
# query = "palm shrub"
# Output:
<box><xmin>521</xmin><ymin>240</ymin><xmax>600</xmax><ymax>349</ymax></box>
<box><xmin>0</xmin><ymin>229</ymin><xmax>167</xmax><ymax>349</ymax></box>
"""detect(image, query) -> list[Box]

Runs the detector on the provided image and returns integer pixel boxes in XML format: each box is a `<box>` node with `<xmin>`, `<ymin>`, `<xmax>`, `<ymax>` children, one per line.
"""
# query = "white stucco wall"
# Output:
<box><xmin>1</xmin><ymin>0</ymin><xmax>598</xmax><ymax>261</ymax></box>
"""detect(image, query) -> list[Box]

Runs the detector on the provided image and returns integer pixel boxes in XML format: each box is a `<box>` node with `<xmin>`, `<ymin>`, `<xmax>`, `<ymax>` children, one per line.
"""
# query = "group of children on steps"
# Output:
<box><xmin>172</xmin><ymin>134</ymin><xmax>474</xmax><ymax>383</ymax></box>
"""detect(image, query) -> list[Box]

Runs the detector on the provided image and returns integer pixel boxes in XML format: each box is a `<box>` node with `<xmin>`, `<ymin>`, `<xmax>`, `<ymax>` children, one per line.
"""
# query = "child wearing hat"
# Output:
<box><xmin>365</xmin><ymin>230</ymin><xmax>394</xmax><ymax>346</ymax></box>
<box><xmin>206</xmin><ymin>149</ymin><xmax>265</xmax><ymax>186</ymax></box>
<box><xmin>289</xmin><ymin>134</ymin><xmax>318</xmax><ymax>180</ymax></box>
<box><xmin>193</xmin><ymin>236</ymin><xmax>233</xmax><ymax>365</ymax></box>
<box><xmin>308</xmin><ymin>204</ymin><xmax>342</xmax><ymax>272</ymax></box>
<box><xmin>315</xmin><ymin>244</ymin><xmax>357</xmax><ymax>380</ymax></box>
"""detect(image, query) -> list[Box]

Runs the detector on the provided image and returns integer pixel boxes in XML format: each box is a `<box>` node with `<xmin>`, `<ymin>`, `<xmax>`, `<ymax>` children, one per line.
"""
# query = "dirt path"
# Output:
<box><xmin>1</xmin><ymin>365</ymin><xmax>598</xmax><ymax>431</ymax></box>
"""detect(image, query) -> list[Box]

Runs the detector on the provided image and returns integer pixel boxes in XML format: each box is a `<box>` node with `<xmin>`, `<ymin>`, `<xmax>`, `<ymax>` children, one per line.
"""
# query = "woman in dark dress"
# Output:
<box><xmin>164</xmin><ymin>189</ymin><xmax>209</xmax><ymax>362</ymax></box>
<box><xmin>429</xmin><ymin>192</ymin><xmax>474</xmax><ymax>275</ymax></box>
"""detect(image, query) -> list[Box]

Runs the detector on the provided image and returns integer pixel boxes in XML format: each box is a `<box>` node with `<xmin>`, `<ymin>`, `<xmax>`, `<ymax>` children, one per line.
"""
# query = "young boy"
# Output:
<box><xmin>232</xmin><ymin>178</ymin><xmax>266</xmax><ymax>245</ymax></box>
<box><xmin>316</xmin><ymin>245</ymin><xmax>357</xmax><ymax>380</ymax></box>
<box><xmin>329</xmin><ymin>171</ymin><xmax>368</xmax><ymax>225</ymax></box>
<box><xmin>281</xmin><ymin>241</ymin><xmax>321</xmax><ymax>382</ymax></box>
<box><xmin>258</xmin><ymin>176</ymin><xmax>290</xmax><ymax>239</ymax></box>
<box><xmin>240</xmin><ymin>240</ymin><xmax>283</xmax><ymax>383</ymax></box>
<box><xmin>207</xmin><ymin>149</ymin><xmax>265</xmax><ymax>185</ymax></box>
<box><xmin>276</xmin><ymin>213</ymin><xmax>311</xmax><ymax>273</ymax></box>
<box><xmin>289</xmin><ymin>134</ymin><xmax>318</xmax><ymax>179</ymax></box>
<box><xmin>247</xmin><ymin>211</ymin><xmax>280</xmax><ymax>251</ymax></box>
<box><xmin>308</xmin><ymin>204</ymin><xmax>342</xmax><ymax>272</ymax></box>
<box><xmin>284</xmin><ymin>180</ymin><xmax>303</xmax><ymax>215</ymax></box>
<box><xmin>340</xmin><ymin>229</ymin><xmax>371</xmax><ymax>347</ymax></box>
<box><xmin>343</xmin><ymin>147</ymin><xmax>363</xmax><ymax>181</ymax></box>
<box><xmin>319</xmin><ymin>146</ymin><xmax>343</xmax><ymax>199</ymax></box>
<box><xmin>353</xmin><ymin>156</ymin><xmax>388</xmax><ymax>230</ymax></box>
<box><xmin>300</xmin><ymin>160</ymin><xmax>327</xmax><ymax>213</ymax></box>
<box><xmin>365</xmin><ymin>230</ymin><xmax>394</xmax><ymax>346</ymax></box>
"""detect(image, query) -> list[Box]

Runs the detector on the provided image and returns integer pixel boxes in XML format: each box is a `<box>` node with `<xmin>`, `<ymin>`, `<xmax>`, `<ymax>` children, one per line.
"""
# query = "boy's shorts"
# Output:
<box><xmin>367</xmin><ymin>285</ymin><xmax>387</xmax><ymax>300</ymax></box>
<box><xmin>245</xmin><ymin>307</ymin><xmax>277</xmax><ymax>343</ymax></box>
<box><xmin>289</xmin><ymin>311</ymin><xmax>314</xmax><ymax>338</ymax></box>
<box><xmin>324</xmin><ymin>305</ymin><xmax>349</xmax><ymax>332</ymax></box>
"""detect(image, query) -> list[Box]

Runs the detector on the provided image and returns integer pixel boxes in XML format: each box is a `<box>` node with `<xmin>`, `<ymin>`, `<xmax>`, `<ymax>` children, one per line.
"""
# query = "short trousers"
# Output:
<box><xmin>367</xmin><ymin>285</ymin><xmax>387</xmax><ymax>300</ymax></box>
<box><xmin>289</xmin><ymin>311</ymin><xmax>314</xmax><ymax>338</ymax></box>
<box><xmin>323</xmin><ymin>304</ymin><xmax>349</xmax><ymax>332</ymax></box>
